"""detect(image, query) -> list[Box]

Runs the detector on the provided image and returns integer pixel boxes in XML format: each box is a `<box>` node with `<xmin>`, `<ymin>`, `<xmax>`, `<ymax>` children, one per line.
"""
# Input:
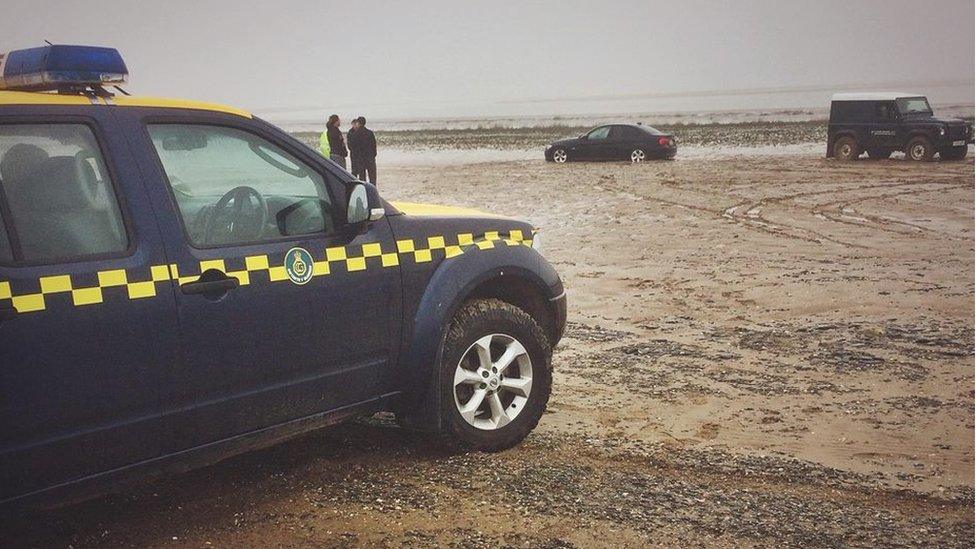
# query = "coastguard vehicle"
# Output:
<box><xmin>0</xmin><ymin>45</ymin><xmax>566</xmax><ymax>506</ymax></box>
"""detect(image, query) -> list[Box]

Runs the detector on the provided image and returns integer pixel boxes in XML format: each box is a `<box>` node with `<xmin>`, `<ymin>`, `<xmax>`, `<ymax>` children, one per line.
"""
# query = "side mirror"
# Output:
<box><xmin>346</xmin><ymin>182</ymin><xmax>385</xmax><ymax>225</ymax></box>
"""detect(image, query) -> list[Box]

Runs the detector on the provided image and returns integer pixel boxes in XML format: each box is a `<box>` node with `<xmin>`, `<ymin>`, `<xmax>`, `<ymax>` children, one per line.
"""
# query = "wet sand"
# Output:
<box><xmin>3</xmin><ymin>146</ymin><xmax>973</xmax><ymax>547</ymax></box>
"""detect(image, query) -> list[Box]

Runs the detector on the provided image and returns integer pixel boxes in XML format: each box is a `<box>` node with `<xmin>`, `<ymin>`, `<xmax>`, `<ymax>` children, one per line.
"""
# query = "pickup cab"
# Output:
<box><xmin>0</xmin><ymin>46</ymin><xmax>565</xmax><ymax>507</ymax></box>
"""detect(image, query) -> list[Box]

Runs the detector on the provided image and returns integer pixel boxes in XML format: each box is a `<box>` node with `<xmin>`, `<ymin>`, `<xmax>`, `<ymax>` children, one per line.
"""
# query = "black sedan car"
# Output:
<box><xmin>545</xmin><ymin>123</ymin><xmax>676</xmax><ymax>163</ymax></box>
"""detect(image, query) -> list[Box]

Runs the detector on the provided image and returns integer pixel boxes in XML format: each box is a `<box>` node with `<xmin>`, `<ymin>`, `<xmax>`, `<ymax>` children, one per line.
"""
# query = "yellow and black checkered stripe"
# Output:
<box><xmin>0</xmin><ymin>230</ymin><xmax>532</xmax><ymax>315</ymax></box>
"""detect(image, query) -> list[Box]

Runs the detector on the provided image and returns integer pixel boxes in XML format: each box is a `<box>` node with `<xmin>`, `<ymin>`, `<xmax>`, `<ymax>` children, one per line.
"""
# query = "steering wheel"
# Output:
<box><xmin>205</xmin><ymin>186</ymin><xmax>269</xmax><ymax>245</ymax></box>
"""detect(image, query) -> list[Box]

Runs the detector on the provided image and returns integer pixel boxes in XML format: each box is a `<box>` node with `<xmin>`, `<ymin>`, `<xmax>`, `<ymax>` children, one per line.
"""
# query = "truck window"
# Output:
<box><xmin>875</xmin><ymin>102</ymin><xmax>897</xmax><ymax>121</ymax></box>
<box><xmin>0</xmin><ymin>124</ymin><xmax>128</xmax><ymax>263</ymax></box>
<box><xmin>896</xmin><ymin>97</ymin><xmax>933</xmax><ymax>116</ymax></box>
<box><xmin>148</xmin><ymin>124</ymin><xmax>335</xmax><ymax>248</ymax></box>
<box><xmin>831</xmin><ymin>102</ymin><xmax>874</xmax><ymax>123</ymax></box>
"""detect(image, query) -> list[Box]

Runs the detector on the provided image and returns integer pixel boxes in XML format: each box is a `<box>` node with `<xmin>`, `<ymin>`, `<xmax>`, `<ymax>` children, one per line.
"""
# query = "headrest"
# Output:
<box><xmin>26</xmin><ymin>156</ymin><xmax>100</xmax><ymax>213</ymax></box>
<box><xmin>0</xmin><ymin>144</ymin><xmax>49</xmax><ymax>188</ymax></box>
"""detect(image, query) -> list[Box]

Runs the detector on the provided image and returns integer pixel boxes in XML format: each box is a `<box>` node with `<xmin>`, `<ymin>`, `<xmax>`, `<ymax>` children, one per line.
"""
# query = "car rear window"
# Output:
<box><xmin>0</xmin><ymin>124</ymin><xmax>128</xmax><ymax>263</ymax></box>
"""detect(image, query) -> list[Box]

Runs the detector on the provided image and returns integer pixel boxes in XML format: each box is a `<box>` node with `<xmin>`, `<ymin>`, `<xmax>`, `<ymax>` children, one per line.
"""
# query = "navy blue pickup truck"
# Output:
<box><xmin>0</xmin><ymin>46</ymin><xmax>565</xmax><ymax>507</ymax></box>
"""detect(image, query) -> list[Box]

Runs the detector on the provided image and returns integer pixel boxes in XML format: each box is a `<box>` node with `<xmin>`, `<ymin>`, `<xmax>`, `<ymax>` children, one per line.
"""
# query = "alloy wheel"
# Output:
<box><xmin>553</xmin><ymin>149</ymin><xmax>567</xmax><ymax>163</ymax></box>
<box><xmin>631</xmin><ymin>149</ymin><xmax>646</xmax><ymax>163</ymax></box>
<box><xmin>453</xmin><ymin>333</ymin><xmax>533</xmax><ymax>430</ymax></box>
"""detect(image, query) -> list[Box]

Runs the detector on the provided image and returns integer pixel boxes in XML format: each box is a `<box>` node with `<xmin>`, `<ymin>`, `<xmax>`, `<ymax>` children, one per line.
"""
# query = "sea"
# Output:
<box><xmin>262</xmin><ymin>81</ymin><xmax>974</xmax><ymax>133</ymax></box>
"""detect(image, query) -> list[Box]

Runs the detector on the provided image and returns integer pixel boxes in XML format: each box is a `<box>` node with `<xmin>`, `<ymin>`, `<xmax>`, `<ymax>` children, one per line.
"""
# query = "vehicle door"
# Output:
<box><xmin>869</xmin><ymin>101</ymin><xmax>901</xmax><ymax>150</ymax></box>
<box><xmin>119</xmin><ymin>111</ymin><xmax>402</xmax><ymax>454</ymax></box>
<box><xmin>610</xmin><ymin>125</ymin><xmax>643</xmax><ymax>159</ymax></box>
<box><xmin>0</xmin><ymin>111</ymin><xmax>179</xmax><ymax>502</ymax></box>
<box><xmin>580</xmin><ymin>125</ymin><xmax>612</xmax><ymax>160</ymax></box>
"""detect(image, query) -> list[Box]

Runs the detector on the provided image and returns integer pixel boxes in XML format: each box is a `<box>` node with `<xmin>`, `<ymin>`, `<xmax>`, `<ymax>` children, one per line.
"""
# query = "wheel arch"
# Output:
<box><xmin>393</xmin><ymin>245</ymin><xmax>564</xmax><ymax>430</ymax></box>
<box><xmin>467</xmin><ymin>274</ymin><xmax>560</xmax><ymax>345</ymax></box>
<box><xmin>905</xmin><ymin>129</ymin><xmax>935</xmax><ymax>143</ymax></box>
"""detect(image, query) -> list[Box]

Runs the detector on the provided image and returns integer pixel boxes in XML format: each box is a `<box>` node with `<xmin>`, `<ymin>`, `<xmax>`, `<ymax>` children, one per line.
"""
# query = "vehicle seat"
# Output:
<box><xmin>4</xmin><ymin>154</ymin><xmax>124</xmax><ymax>261</ymax></box>
<box><xmin>0</xmin><ymin>145</ymin><xmax>49</xmax><ymax>258</ymax></box>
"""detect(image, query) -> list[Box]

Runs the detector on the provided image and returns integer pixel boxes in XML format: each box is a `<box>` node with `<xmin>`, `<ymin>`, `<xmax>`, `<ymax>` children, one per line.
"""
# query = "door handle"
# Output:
<box><xmin>0</xmin><ymin>303</ymin><xmax>17</xmax><ymax>323</ymax></box>
<box><xmin>180</xmin><ymin>275</ymin><xmax>239</xmax><ymax>297</ymax></box>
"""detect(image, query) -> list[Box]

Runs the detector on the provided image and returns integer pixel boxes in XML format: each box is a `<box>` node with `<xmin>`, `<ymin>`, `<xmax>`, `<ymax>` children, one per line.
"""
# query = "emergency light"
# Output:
<box><xmin>0</xmin><ymin>45</ymin><xmax>127</xmax><ymax>92</ymax></box>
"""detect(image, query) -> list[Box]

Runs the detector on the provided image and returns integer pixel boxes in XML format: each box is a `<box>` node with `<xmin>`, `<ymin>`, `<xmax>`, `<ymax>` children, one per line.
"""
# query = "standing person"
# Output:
<box><xmin>319</xmin><ymin>118</ymin><xmax>331</xmax><ymax>159</ymax></box>
<box><xmin>347</xmin><ymin>117</ymin><xmax>363</xmax><ymax>180</ymax></box>
<box><xmin>357</xmin><ymin>116</ymin><xmax>378</xmax><ymax>185</ymax></box>
<box><xmin>323</xmin><ymin>114</ymin><xmax>347</xmax><ymax>169</ymax></box>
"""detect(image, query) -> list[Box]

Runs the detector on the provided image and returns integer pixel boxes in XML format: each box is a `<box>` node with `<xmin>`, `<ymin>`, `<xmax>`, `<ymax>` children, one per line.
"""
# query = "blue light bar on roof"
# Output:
<box><xmin>0</xmin><ymin>45</ymin><xmax>127</xmax><ymax>92</ymax></box>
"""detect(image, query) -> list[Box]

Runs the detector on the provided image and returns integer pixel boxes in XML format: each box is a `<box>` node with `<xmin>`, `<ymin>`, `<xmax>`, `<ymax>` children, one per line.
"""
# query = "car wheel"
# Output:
<box><xmin>906</xmin><ymin>136</ymin><xmax>935</xmax><ymax>161</ymax></box>
<box><xmin>833</xmin><ymin>137</ymin><xmax>860</xmax><ymax>161</ymax></box>
<box><xmin>941</xmin><ymin>146</ymin><xmax>968</xmax><ymax>161</ymax></box>
<box><xmin>630</xmin><ymin>148</ymin><xmax>646</xmax><ymax>163</ymax></box>
<box><xmin>439</xmin><ymin>298</ymin><xmax>552</xmax><ymax>452</ymax></box>
<box><xmin>866</xmin><ymin>148</ymin><xmax>892</xmax><ymax>160</ymax></box>
<box><xmin>552</xmin><ymin>148</ymin><xmax>568</xmax><ymax>163</ymax></box>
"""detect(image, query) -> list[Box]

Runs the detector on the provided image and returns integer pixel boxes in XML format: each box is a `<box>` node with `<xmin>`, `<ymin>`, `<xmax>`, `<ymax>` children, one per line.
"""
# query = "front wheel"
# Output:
<box><xmin>551</xmin><ymin>148</ymin><xmax>568</xmax><ymax>163</ymax></box>
<box><xmin>439</xmin><ymin>298</ymin><xmax>552</xmax><ymax>452</ymax></box>
<box><xmin>630</xmin><ymin>148</ymin><xmax>646</xmax><ymax>163</ymax></box>
<box><xmin>906</xmin><ymin>136</ymin><xmax>935</xmax><ymax>161</ymax></box>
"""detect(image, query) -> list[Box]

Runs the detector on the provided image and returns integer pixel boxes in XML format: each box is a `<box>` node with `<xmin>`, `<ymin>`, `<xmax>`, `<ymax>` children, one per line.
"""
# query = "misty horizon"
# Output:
<box><xmin>3</xmin><ymin>0</ymin><xmax>974</xmax><ymax>122</ymax></box>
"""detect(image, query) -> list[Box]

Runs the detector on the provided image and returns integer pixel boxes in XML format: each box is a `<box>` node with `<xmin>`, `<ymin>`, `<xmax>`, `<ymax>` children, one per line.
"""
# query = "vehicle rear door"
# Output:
<box><xmin>609</xmin><ymin>126</ymin><xmax>641</xmax><ymax>159</ymax></box>
<box><xmin>118</xmin><ymin>109</ymin><xmax>402</xmax><ymax>454</ymax></box>
<box><xmin>0</xmin><ymin>109</ymin><xmax>179</xmax><ymax>502</ymax></box>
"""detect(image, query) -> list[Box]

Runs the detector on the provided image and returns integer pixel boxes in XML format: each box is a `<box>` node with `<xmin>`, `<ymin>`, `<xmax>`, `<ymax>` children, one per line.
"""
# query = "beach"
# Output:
<box><xmin>4</xmin><ymin>125</ymin><xmax>974</xmax><ymax>547</ymax></box>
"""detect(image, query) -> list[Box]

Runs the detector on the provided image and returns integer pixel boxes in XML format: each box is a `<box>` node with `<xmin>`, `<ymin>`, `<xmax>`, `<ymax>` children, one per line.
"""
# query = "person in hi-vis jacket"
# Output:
<box><xmin>319</xmin><ymin>114</ymin><xmax>347</xmax><ymax>169</ymax></box>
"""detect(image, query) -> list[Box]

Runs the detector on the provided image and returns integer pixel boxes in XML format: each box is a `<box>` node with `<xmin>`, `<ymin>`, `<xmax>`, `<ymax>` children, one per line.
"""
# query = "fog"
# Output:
<box><xmin>3</xmin><ymin>0</ymin><xmax>973</xmax><ymax>121</ymax></box>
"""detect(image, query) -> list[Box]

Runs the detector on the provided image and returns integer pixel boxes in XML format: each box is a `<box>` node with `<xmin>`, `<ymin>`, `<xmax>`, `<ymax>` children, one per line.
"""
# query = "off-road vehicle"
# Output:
<box><xmin>0</xmin><ymin>45</ymin><xmax>566</xmax><ymax>507</ymax></box>
<box><xmin>827</xmin><ymin>93</ymin><xmax>972</xmax><ymax>161</ymax></box>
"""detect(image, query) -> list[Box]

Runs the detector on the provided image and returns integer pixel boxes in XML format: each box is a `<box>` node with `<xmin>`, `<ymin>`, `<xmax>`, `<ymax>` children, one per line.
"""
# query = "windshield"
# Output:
<box><xmin>896</xmin><ymin>97</ymin><xmax>932</xmax><ymax>116</ymax></box>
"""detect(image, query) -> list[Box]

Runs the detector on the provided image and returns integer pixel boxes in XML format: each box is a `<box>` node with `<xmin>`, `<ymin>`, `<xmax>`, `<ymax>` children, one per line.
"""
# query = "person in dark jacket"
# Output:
<box><xmin>350</xmin><ymin>116</ymin><xmax>377</xmax><ymax>185</ymax></box>
<box><xmin>347</xmin><ymin>117</ymin><xmax>363</xmax><ymax>180</ymax></box>
<box><xmin>325</xmin><ymin>114</ymin><xmax>347</xmax><ymax>169</ymax></box>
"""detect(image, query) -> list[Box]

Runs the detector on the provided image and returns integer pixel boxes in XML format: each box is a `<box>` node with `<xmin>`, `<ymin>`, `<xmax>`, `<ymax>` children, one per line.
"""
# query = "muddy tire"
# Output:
<box><xmin>941</xmin><ymin>146</ymin><xmax>968</xmax><ymax>161</ymax></box>
<box><xmin>438</xmin><ymin>298</ymin><xmax>552</xmax><ymax>452</ymax></box>
<box><xmin>906</xmin><ymin>136</ymin><xmax>935</xmax><ymax>162</ymax></box>
<box><xmin>833</xmin><ymin>136</ymin><xmax>861</xmax><ymax>161</ymax></box>
<box><xmin>866</xmin><ymin>148</ymin><xmax>892</xmax><ymax>160</ymax></box>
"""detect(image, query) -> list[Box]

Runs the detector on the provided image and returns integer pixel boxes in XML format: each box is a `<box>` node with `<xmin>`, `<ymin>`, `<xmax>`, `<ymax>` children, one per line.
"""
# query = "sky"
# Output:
<box><xmin>3</xmin><ymin>0</ymin><xmax>974</xmax><ymax>122</ymax></box>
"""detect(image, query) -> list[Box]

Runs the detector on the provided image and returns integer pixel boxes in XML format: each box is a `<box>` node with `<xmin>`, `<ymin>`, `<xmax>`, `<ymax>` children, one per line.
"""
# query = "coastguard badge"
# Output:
<box><xmin>284</xmin><ymin>247</ymin><xmax>314</xmax><ymax>285</ymax></box>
